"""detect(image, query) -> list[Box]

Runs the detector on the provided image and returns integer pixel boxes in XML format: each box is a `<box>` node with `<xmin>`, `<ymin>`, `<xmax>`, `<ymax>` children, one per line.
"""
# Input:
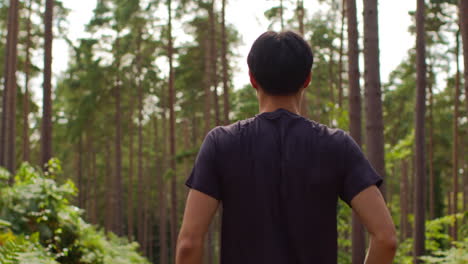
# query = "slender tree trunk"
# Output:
<box><xmin>400</xmin><ymin>160</ymin><xmax>409</xmax><ymax>241</ymax></box>
<box><xmin>114</xmin><ymin>35</ymin><xmax>123</xmax><ymax>236</ymax></box>
<box><xmin>22</xmin><ymin>0</ymin><xmax>32</xmax><ymax>163</ymax></box>
<box><xmin>167</xmin><ymin>0</ymin><xmax>178</xmax><ymax>255</ymax></box>
<box><xmin>338</xmin><ymin>0</ymin><xmax>346</xmax><ymax>108</ymax></box>
<box><xmin>459</xmin><ymin>0</ymin><xmax>468</xmax><ymax>114</ymax></box>
<box><xmin>78</xmin><ymin>135</ymin><xmax>83</xmax><ymax>208</ymax></box>
<box><xmin>2</xmin><ymin>0</ymin><xmax>20</xmax><ymax>175</ymax></box>
<box><xmin>157</xmin><ymin>114</ymin><xmax>168</xmax><ymax>264</ymax></box>
<box><xmin>41</xmin><ymin>0</ymin><xmax>53</xmax><ymax>169</ymax></box>
<box><xmin>347</xmin><ymin>0</ymin><xmax>365</xmax><ymax>262</ymax></box>
<box><xmin>328</xmin><ymin>47</ymin><xmax>335</xmax><ymax>108</ymax></box>
<box><xmin>297</xmin><ymin>0</ymin><xmax>309</xmax><ymax>117</ymax></box>
<box><xmin>105</xmin><ymin>143</ymin><xmax>113</xmax><ymax>231</ymax></box>
<box><xmin>451</xmin><ymin>30</ymin><xmax>461</xmax><ymax>240</ymax></box>
<box><xmin>210</xmin><ymin>0</ymin><xmax>220</xmax><ymax>126</ymax></box>
<box><xmin>128</xmin><ymin>104</ymin><xmax>135</xmax><ymax>241</ymax></box>
<box><xmin>428</xmin><ymin>68</ymin><xmax>435</xmax><ymax>220</ymax></box>
<box><xmin>221</xmin><ymin>0</ymin><xmax>230</xmax><ymax>124</ymax></box>
<box><xmin>414</xmin><ymin>0</ymin><xmax>427</xmax><ymax>261</ymax></box>
<box><xmin>363</xmin><ymin>0</ymin><xmax>385</xmax><ymax>195</ymax></box>
<box><xmin>137</xmin><ymin>31</ymin><xmax>145</xmax><ymax>247</ymax></box>
<box><xmin>90</xmin><ymin>151</ymin><xmax>97</xmax><ymax>224</ymax></box>
<box><xmin>280</xmin><ymin>0</ymin><xmax>284</xmax><ymax>31</ymax></box>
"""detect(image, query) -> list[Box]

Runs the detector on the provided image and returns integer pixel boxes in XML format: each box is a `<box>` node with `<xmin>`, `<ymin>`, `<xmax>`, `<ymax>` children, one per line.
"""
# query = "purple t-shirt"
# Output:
<box><xmin>186</xmin><ymin>108</ymin><xmax>382</xmax><ymax>264</ymax></box>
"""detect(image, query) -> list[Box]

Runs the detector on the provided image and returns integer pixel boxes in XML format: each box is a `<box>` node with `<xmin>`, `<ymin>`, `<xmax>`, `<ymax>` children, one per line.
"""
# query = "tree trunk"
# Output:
<box><xmin>428</xmin><ymin>67</ymin><xmax>435</xmax><ymax>220</ymax></box>
<box><xmin>157</xmin><ymin>114</ymin><xmax>168</xmax><ymax>264</ymax></box>
<box><xmin>280</xmin><ymin>0</ymin><xmax>284</xmax><ymax>31</ymax></box>
<box><xmin>128</xmin><ymin>103</ymin><xmax>135</xmax><ymax>241</ymax></box>
<box><xmin>167</xmin><ymin>0</ymin><xmax>178</xmax><ymax>255</ymax></box>
<box><xmin>78</xmin><ymin>135</ymin><xmax>83</xmax><ymax>208</ymax></box>
<box><xmin>41</xmin><ymin>0</ymin><xmax>53</xmax><ymax>169</ymax></box>
<box><xmin>297</xmin><ymin>0</ymin><xmax>309</xmax><ymax>118</ymax></box>
<box><xmin>114</xmin><ymin>35</ymin><xmax>123</xmax><ymax>236</ymax></box>
<box><xmin>459</xmin><ymin>0</ymin><xmax>468</xmax><ymax>114</ymax></box>
<box><xmin>347</xmin><ymin>0</ymin><xmax>365</xmax><ymax>262</ymax></box>
<box><xmin>221</xmin><ymin>0</ymin><xmax>230</xmax><ymax>124</ymax></box>
<box><xmin>22</xmin><ymin>0</ymin><xmax>32</xmax><ymax>163</ymax></box>
<box><xmin>210</xmin><ymin>0</ymin><xmax>220</xmax><ymax>126</ymax></box>
<box><xmin>414</xmin><ymin>0</ymin><xmax>427</xmax><ymax>261</ymax></box>
<box><xmin>137</xmin><ymin>30</ymin><xmax>145</xmax><ymax>247</ymax></box>
<box><xmin>451</xmin><ymin>30</ymin><xmax>461</xmax><ymax>240</ymax></box>
<box><xmin>90</xmin><ymin>151</ymin><xmax>97</xmax><ymax>224</ymax></box>
<box><xmin>105</xmin><ymin>143</ymin><xmax>113</xmax><ymax>231</ymax></box>
<box><xmin>400</xmin><ymin>160</ymin><xmax>409</xmax><ymax>241</ymax></box>
<box><xmin>338</xmin><ymin>0</ymin><xmax>346</xmax><ymax>108</ymax></box>
<box><xmin>363</xmin><ymin>0</ymin><xmax>385</xmax><ymax>193</ymax></box>
<box><xmin>1</xmin><ymin>0</ymin><xmax>20</xmax><ymax>175</ymax></box>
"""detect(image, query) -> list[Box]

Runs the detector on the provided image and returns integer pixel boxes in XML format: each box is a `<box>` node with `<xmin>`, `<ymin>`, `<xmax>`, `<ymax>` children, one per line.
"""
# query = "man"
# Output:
<box><xmin>176</xmin><ymin>31</ymin><xmax>396</xmax><ymax>264</ymax></box>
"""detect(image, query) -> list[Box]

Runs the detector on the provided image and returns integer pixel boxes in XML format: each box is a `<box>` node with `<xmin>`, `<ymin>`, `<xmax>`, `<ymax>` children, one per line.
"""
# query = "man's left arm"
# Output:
<box><xmin>176</xmin><ymin>189</ymin><xmax>219</xmax><ymax>264</ymax></box>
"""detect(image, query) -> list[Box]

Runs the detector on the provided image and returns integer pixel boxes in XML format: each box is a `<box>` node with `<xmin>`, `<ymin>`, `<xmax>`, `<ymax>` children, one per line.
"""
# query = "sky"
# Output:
<box><xmin>51</xmin><ymin>0</ymin><xmax>416</xmax><ymax>96</ymax></box>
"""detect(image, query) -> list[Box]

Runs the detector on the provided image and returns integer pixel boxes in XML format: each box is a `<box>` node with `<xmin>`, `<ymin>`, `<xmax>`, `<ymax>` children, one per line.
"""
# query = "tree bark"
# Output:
<box><xmin>459</xmin><ymin>0</ymin><xmax>468</xmax><ymax>114</ymax></box>
<box><xmin>157</xmin><ymin>114</ymin><xmax>168</xmax><ymax>264</ymax></box>
<box><xmin>221</xmin><ymin>0</ymin><xmax>230</xmax><ymax>124</ymax></box>
<box><xmin>400</xmin><ymin>160</ymin><xmax>409</xmax><ymax>241</ymax></box>
<box><xmin>128</xmin><ymin>102</ymin><xmax>135</xmax><ymax>241</ymax></box>
<box><xmin>22</xmin><ymin>0</ymin><xmax>32</xmax><ymax>163</ymax></box>
<box><xmin>42</xmin><ymin>0</ymin><xmax>53</xmax><ymax>169</ymax></box>
<box><xmin>338</xmin><ymin>0</ymin><xmax>346</xmax><ymax>108</ymax></box>
<box><xmin>414</xmin><ymin>0</ymin><xmax>427</xmax><ymax>261</ymax></box>
<box><xmin>105</xmin><ymin>143</ymin><xmax>113</xmax><ymax>231</ymax></box>
<box><xmin>451</xmin><ymin>30</ymin><xmax>461</xmax><ymax>240</ymax></box>
<box><xmin>114</xmin><ymin>35</ymin><xmax>123</xmax><ymax>236</ymax></box>
<box><xmin>1</xmin><ymin>0</ymin><xmax>20</xmax><ymax>175</ymax></box>
<box><xmin>137</xmin><ymin>30</ymin><xmax>145</xmax><ymax>247</ymax></box>
<box><xmin>428</xmin><ymin>67</ymin><xmax>435</xmax><ymax>220</ymax></box>
<box><xmin>167</xmin><ymin>0</ymin><xmax>178</xmax><ymax>255</ymax></box>
<box><xmin>280</xmin><ymin>0</ymin><xmax>284</xmax><ymax>31</ymax></box>
<box><xmin>78</xmin><ymin>135</ymin><xmax>83</xmax><ymax>208</ymax></box>
<box><xmin>297</xmin><ymin>0</ymin><xmax>309</xmax><ymax>118</ymax></box>
<box><xmin>347</xmin><ymin>0</ymin><xmax>365</xmax><ymax>262</ymax></box>
<box><xmin>363</xmin><ymin>0</ymin><xmax>385</xmax><ymax>194</ymax></box>
<box><xmin>210</xmin><ymin>0</ymin><xmax>220</xmax><ymax>126</ymax></box>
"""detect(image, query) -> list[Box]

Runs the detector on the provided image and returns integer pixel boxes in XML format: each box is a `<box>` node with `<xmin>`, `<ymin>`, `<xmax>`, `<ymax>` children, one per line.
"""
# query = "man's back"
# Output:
<box><xmin>186</xmin><ymin>108</ymin><xmax>382</xmax><ymax>264</ymax></box>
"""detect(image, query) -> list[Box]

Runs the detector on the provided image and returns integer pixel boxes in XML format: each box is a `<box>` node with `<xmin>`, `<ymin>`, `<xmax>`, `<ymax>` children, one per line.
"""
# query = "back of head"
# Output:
<box><xmin>247</xmin><ymin>31</ymin><xmax>314</xmax><ymax>96</ymax></box>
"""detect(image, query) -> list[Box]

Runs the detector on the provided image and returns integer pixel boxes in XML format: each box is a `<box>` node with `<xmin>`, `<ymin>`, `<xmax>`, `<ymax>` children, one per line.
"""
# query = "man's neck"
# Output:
<box><xmin>258</xmin><ymin>93</ymin><xmax>302</xmax><ymax>115</ymax></box>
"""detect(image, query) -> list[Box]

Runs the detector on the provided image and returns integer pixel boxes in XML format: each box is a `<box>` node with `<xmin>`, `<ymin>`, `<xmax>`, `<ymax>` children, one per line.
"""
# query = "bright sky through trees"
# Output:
<box><xmin>50</xmin><ymin>0</ymin><xmax>415</xmax><ymax>99</ymax></box>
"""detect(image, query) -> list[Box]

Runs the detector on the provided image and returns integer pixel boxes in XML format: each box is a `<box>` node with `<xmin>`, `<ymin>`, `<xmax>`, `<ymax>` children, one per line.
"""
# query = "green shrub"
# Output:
<box><xmin>0</xmin><ymin>161</ymin><xmax>149</xmax><ymax>264</ymax></box>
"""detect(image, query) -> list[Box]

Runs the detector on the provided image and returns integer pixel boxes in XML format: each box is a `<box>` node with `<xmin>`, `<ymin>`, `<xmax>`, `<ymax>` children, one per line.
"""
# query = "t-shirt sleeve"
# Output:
<box><xmin>185</xmin><ymin>129</ymin><xmax>222</xmax><ymax>201</ymax></box>
<box><xmin>339</xmin><ymin>132</ymin><xmax>383</xmax><ymax>206</ymax></box>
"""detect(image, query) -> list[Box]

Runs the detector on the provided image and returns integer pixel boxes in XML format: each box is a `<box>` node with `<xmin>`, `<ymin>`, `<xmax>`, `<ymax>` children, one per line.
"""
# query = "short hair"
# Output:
<box><xmin>247</xmin><ymin>31</ymin><xmax>314</xmax><ymax>96</ymax></box>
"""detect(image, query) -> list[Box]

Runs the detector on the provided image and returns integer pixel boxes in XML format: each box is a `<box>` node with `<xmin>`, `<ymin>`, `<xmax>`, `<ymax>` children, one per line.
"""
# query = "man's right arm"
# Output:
<box><xmin>350</xmin><ymin>185</ymin><xmax>397</xmax><ymax>264</ymax></box>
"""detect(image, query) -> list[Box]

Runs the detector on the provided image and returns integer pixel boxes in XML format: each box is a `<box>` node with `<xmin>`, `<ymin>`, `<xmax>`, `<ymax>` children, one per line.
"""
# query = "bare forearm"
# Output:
<box><xmin>364</xmin><ymin>236</ymin><xmax>397</xmax><ymax>264</ymax></box>
<box><xmin>175</xmin><ymin>238</ymin><xmax>204</xmax><ymax>264</ymax></box>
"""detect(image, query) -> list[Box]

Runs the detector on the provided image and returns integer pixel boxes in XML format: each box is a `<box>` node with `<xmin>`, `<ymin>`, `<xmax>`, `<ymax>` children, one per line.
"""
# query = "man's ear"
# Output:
<box><xmin>249</xmin><ymin>71</ymin><xmax>259</xmax><ymax>89</ymax></box>
<box><xmin>303</xmin><ymin>72</ymin><xmax>312</xmax><ymax>88</ymax></box>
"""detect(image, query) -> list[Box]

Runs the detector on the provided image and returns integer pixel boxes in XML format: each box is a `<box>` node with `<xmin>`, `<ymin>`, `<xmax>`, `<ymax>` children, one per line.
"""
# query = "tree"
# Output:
<box><xmin>414</xmin><ymin>0</ymin><xmax>427</xmax><ymax>261</ymax></box>
<box><xmin>296</xmin><ymin>0</ymin><xmax>309</xmax><ymax>117</ymax></box>
<box><xmin>22</xmin><ymin>0</ymin><xmax>33</xmax><ymax>163</ymax></box>
<box><xmin>221</xmin><ymin>0</ymin><xmax>230</xmax><ymax>124</ymax></box>
<box><xmin>347</xmin><ymin>0</ymin><xmax>365</xmax><ymax>263</ymax></box>
<box><xmin>41</xmin><ymin>0</ymin><xmax>53</xmax><ymax>169</ymax></box>
<box><xmin>460</xmin><ymin>0</ymin><xmax>468</xmax><ymax>113</ymax></box>
<box><xmin>167</xmin><ymin>0</ymin><xmax>178</xmax><ymax>254</ymax></box>
<box><xmin>451</xmin><ymin>29</ymin><xmax>461</xmax><ymax>240</ymax></box>
<box><xmin>363</xmin><ymin>0</ymin><xmax>385</xmax><ymax>196</ymax></box>
<box><xmin>1</xmin><ymin>0</ymin><xmax>20</xmax><ymax>175</ymax></box>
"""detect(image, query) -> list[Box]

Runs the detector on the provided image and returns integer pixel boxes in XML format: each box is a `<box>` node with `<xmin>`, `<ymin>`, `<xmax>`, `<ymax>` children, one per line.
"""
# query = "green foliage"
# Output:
<box><xmin>421</xmin><ymin>239</ymin><xmax>468</xmax><ymax>264</ymax></box>
<box><xmin>396</xmin><ymin>213</ymin><xmax>468</xmax><ymax>264</ymax></box>
<box><xmin>0</xmin><ymin>161</ymin><xmax>149</xmax><ymax>264</ymax></box>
